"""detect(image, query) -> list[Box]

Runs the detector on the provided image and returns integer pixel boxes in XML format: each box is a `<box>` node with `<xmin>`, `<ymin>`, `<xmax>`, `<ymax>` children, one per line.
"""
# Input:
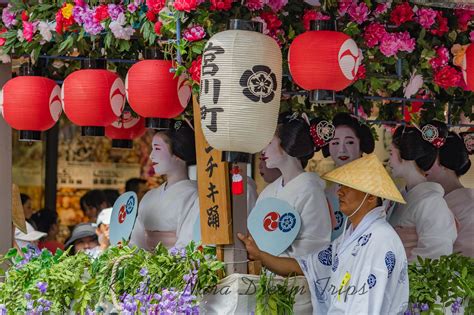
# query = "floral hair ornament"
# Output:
<box><xmin>416</xmin><ymin>123</ymin><xmax>446</xmax><ymax>148</ymax></box>
<box><xmin>461</xmin><ymin>132</ymin><xmax>474</xmax><ymax>155</ymax></box>
<box><xmin>310</xmin><ymin>119</ymin><xmax>335</xmax><ymax>149</ymax></box>
<box><xmin>174</xmin><ymin>120</ymin><xmax>183</xmax><ymax>131</ymax></box>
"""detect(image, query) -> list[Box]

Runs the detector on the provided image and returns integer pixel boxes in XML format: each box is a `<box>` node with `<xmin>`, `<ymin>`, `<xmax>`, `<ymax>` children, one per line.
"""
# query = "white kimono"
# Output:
<box><xmin>296</xmin><ymin>206</ymin><xmax>409</xmax><ymax>315</ymax></box>
<box><xmin>257</xmin><ymin>172</ymin><xmax>331</xmax><ymax>257</ymax></box>
<box><xmin>130</xmin><ymin>180</ymin><xmax>199</xmax><ymax>250</ymax></box>
<box><xmin>388</xmin><ymin>182</ymin><xmax>457</xmax><ymax>262</ymax></box>
<box><xmin>445</xmin><ymin>188</ymin><xmax>474</xmax><ymax>258</ymax></box>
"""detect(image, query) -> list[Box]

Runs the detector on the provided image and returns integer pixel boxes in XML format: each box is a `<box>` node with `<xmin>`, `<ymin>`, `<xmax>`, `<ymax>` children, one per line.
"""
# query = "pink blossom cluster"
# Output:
<box><xmin>183</xmin><ymin>25</ymin><xmax>206</xmax><ymax>42</ymax></box>
<box><xmin>379</xmin><ymin>31</ymin><xmax>415</xmax><ymax>57</ymax></box>
<box><xmin>429</xmin><ymin>46</ymin><xmax>449</xmax><ymax>71</ymax></box>
<box><xmin>337</xmin><ymin>0</ymin><xmax>370</xmax><ymax>24</ymax></box>
<box><xmin>415</xmin><ymin>8</ymin><xmax>437</xmax><ymax>29</ymax></box>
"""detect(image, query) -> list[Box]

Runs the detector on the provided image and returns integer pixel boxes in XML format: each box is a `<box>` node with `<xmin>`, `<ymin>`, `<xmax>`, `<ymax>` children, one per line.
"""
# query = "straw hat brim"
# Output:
<box><xmin>322</xmin><ymin>154</ymin><xmax>406</xmax><ymax>204</ymax></box>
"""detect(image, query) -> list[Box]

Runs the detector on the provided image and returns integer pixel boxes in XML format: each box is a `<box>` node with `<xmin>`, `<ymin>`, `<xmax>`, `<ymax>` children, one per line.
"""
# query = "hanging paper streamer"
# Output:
<box><xmin>231</xmin><ymin>165</ymin><xmax>244</xmax><ymax>195</ymax></box>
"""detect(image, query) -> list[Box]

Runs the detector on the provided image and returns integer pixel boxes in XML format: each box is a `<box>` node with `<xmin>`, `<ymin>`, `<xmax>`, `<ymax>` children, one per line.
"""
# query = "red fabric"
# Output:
<box><xmin>126</xmin><ymin>60</ymin><xmax>190</xmax><ymax>119</ymax></box>
<box><xmin>105</xmin><ymin>112</ymin><xmax>146</xmax><ymax>141</ymax></box>
<box><xmin>62</xmin><ymin>69</ymin><xmax>125</xmax><ymax>127</ymax></box>
<box><xmin>38</xmin><ymin>240</ymin><xmax>65</xmax><ymax>254</ymax></box>
<box><xmin>288</xmin><ymin>30</ymin><xmax>360</xmax><ymax>91</ymax></box>
<box><xmin>2</xmin><ymin>76</ymin><xmax>61</xmax><ymax>131</ymax></box>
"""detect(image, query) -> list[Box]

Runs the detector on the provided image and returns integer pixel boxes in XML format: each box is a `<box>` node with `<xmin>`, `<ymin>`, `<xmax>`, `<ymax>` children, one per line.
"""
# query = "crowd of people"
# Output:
<box><xmin>14</xmin><ymin>178</ymin><xmax>148</xmax><ymax>256</ymax></box>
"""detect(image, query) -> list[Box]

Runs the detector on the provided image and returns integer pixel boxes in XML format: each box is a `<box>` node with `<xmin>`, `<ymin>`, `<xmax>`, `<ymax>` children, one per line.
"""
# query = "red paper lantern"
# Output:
<box><xmin>105</xmin><ymin>109</ymin><xmax>146</xmax><ymax>149</ymax></box>
<box><xmin>0</xmin><ymin>76</ymin><xmax>62</xmax><ymax>141</ymax></box>
<box><xmin>125</xmin><ymin>60</ymin><xmax>191</xmax><ymax>128</ymax></box>
<box><xmin>462</xmin><ymin>44</ymin><xmax>474</xmax><ymax>91</ymax></box>
<box><xmin>288</xmin><ymin>30</ymin><xmax>361</xmax><ymax>92</ymax></box>
<box><xmin>62</xmin><ymin>69</ymin><xmax>126</xmax><ymax>136</ymax></box>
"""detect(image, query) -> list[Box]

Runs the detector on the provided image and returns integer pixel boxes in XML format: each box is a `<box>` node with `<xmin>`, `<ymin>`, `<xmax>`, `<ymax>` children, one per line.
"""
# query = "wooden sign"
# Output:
<box><xmin>193</xmin><ymin>96</ymin><xmax>233</xmax><ymax>245</ymax></box>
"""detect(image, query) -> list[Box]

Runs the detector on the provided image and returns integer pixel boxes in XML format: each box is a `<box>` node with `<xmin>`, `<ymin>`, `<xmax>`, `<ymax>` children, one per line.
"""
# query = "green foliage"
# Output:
<box><xmin>0</xmin><ymin>243</ymin><xmax>224</xmax><ymax>314</ymax></box>
<box><xmin>408</xmin><ymin>254</ymin><xmax>474</xmax><ymax>314</ymax></box>
<box><xmin>255</xmin><ymin>270</ymin><xmax>298</xmax><ymax>315</ymax></box>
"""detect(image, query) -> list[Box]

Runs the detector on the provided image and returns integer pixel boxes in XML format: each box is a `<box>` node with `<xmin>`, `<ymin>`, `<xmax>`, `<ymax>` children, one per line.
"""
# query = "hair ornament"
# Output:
<box><xmin>310</xmin><ymin>120</ymin><xmax>335</xmax><ymax>149</ymax></box>
<box><xmin>420</xmin><ymin>124</ymin><xmax>446</xmax><ymax>148</ymax></box>
<box><xmin>462</xmin><ymin>132</ymin><xmax>474</xmax><ymax>155</ymax></box>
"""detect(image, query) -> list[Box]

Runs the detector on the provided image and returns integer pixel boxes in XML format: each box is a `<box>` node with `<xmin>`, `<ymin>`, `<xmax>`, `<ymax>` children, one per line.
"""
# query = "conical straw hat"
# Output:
<box><xmin>12</xmin><ymin>184</ymin><xmax>27</xmax><ymax>234</ymax></box>
<box><xmin>322</xmin><ymin>154</ymin><xmax>406</xmax><ymax>204</ymax></box>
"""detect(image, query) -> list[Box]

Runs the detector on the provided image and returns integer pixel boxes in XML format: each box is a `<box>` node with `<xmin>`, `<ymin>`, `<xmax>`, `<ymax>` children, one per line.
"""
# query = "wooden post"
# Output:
<box><xmin>193</xmin><ymin>96</ymin><xmax>233</xmax><ymax>245</ymax></box>
<box><xmin>0</xmin><ymin>62</ymin><xmax>12</xmax><ymax>254</ymax></box>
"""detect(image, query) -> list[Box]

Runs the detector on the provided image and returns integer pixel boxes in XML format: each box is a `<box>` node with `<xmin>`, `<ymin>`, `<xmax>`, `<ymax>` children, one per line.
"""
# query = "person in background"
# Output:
<box><xmin>125</xmin><ymin>178</ymin><xmax>148</xmax><ymax>203</ymax></box>
<box><xmin>65</xmin><ymin>223</ymin><xmax>100</xmax><ymax>256</ymax></box>
<box><xmin>95</xmin><ymin>207</ymin><xmax>112</xmax><ymax>252</ymax></box>
<box><xmin>79</xmin><ymin>190</ymin><xmax>108</xmax><ymax>223</ymax></box>
<box><xmin>388</xmin><ymin>124</ymin><xmax>457</xmax><ymax>261</ymax></box>
<box><xmin>20</xmin><ymin>193</ymin><xmax>36</xmax><ymax>229</ymax></box>
<box><xmin>15</xmin><ymin>222</ymin><xmax>46</xmax><ymax>250</ymax></box>
<box><xmin>103</xmin><ymin>189</ymin><xmax>120</xmax><ymax>207</ymax></box>
<box><xmin>30</xmin><ymin>208</ymin><xmax>64</xmax><ymax>254</ymax></box>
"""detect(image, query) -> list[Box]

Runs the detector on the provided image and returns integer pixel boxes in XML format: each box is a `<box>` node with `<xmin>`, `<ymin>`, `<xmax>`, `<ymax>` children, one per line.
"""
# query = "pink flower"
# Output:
<box><xmin>347</xmin><ymin>2</ymin><xmax>370</xmax><ymax>25</ymax></box>
<box><xmin>0</xmin><ymin>29</ymin><xmax>6</xmax><ymax>46</ymax></box>
<box><xmin>74</xmin><ymin>0</ymin><xmax>86</xmax><ymax>7</ymax></box>
<box><xmin>470</xmin><ymin>30</ymin><xmax>474</xmax><ymax>42</ymax></box>
<box><xmin>146</xmin><ymin>0</ymin><xmax>166</xmax><ymax>14</ymax></box>
<box><xmin>397</xmin><ymin>31</ymin><xmax>415</xmax><ymax>53</ymax></box>
<box><xmin>374</xmin><ymin>2</ymin><xmax>391</xmax><ymax>17</ymax></box>
<box><xmin>379</xmin><ymin>33</ymin><xmax>399</xmax><ymax>57</ymax></box>
<box><xmin>261</xmin><ymin>12</ymin><xmax>282</xmax><ymax>31</ymax></box>
<box><xmin>455</xmin><ymin>9</ymin><xmax>474</xmax><ymax>31</ymax></box>
<box><xmin>430</xmin><ymin>11</ymin><xmax>448</xmax><ymax>36</ymax></box>
<box><xmin>267</xmin><ymin>0</ymin><xmax>287</xmax><ymax>12</ymax></box>
<box><xmin>364</xmin><ymin>22</ymin><xmax>386</xmax><ymax>48</ymax></box>
<box><xmin>429</xmin><ymin>46</ymin><xmax>449</xmax><ymax>70</ymax></box>
<box><xmin>338</xmin><ymin>0</ymin><xmax>354</xmax><ymax>16</ymax></box>
<box><xmin>183</xmin><ymin>25</ymin><xmax>206</xmax><ymax>42</ymax></box>
<box><xmin>245</xmin><ymin>0</ymin><xmax>266</xmax><ymax>11</ymax></box>
<box><xmin>22</xmin><ymin>21</ymin><xmax>36</xmax><ymax>43</ymax></box>
<box><xmin>127</xmin><ymin>3</ymin><xmax>138</xmax><ymax>13</ymax></box>
<box><xmin>2</xmin><ymin>5</ymin><xmax>17</xmax><ymax>28</ymax></box>
<box><xmin>154</xmin><ymin>21</ymin><xmax>162</xmax><ymax>35</ymax></box>
<box><xmin>210</xmin><ymin>0</ymin><xmax>233</xmax><ymax>11</ymax></box>
<box><xmin>390</xmin><ymin>2</ymin><xmax>414</xmax><ymax>26</ymax></box>
<box><xmin>189</xmin><ymin>55</ymin><xmax>202</xmax><ymax>83</ymax></box>
<box><xmin>302</xmin><ymin>10</ymin><xmax>330</xmax><ymax>31</ymax></box>
<box><xmin>433</xmin><ymin>66</ymin><xmax>462</xmax><ymax>89</ymax></box>
<box><xmin>173</xmin><ymin>0</ymin><xmax>198</xmax><ymax>12</ymax></box>
<box><xmin>416</xmin><ymin>8</ymin><xmax>437</xmax><ymax>29</ymax></box>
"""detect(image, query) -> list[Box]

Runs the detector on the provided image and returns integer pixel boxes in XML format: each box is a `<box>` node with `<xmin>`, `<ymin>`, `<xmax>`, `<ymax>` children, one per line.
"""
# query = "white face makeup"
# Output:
<box><xmin>149</xmin><ymin>133</ymin><xmax>175</xmax><ymax>176</ymax></box>
<box><xmin>262</xmin><ymin>135</ymin><xmax>286</xmax><ymax>169</ymax></box>
<box><xmin>388</xmin><ymin>144</ymin><xmax>404</xmax><ymax>178</ymax></box>
<box><xmin>329</xmin><ymin>125</ymin><xmax>361</xmax><ymax>166</ymax></box>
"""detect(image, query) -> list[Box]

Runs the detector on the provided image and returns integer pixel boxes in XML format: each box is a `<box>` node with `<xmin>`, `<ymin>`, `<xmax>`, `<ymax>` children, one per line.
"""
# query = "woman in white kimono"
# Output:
<box><xmin>399</xmin><ymin>127</ymin><xmax>473</xmax><ymax>258</ymax></box>
<box><xmin>256</xmin><ymin>114</ymin><xmax>332</xmax><ymax>257</ymax></box>
<box><xmin>388</xmin><ymin>124</ymin><xmax>457</xmax><ymax>262</ymax></box>
<box><xmin>321</xmin><ymin>113</ymin><xmax>375</xmax><ymax>241</ymax></box>
<box><xmin>130</xmin><ymin>121</ymin><xmax>199</xmax><ymax>250</ymax></box>
<box><xmin>239</xmin><ymin>154</ymin><xmax>409</xmax><ymax>314</ymax></box>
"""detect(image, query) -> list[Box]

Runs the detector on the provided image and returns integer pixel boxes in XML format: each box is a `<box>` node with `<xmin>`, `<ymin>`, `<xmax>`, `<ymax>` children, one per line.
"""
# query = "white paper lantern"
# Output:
<box><xmin>199</xmin><ymin>21</ymin><xmax>282</xmax><ymax>154</ymax></box>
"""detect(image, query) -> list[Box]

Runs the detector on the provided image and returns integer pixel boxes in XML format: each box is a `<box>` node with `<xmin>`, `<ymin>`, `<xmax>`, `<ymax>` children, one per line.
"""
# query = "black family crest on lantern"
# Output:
<box><xmin>239</xmin><ymin>65</ymin><xmax>278</xmax><ymax>104</ymax></box>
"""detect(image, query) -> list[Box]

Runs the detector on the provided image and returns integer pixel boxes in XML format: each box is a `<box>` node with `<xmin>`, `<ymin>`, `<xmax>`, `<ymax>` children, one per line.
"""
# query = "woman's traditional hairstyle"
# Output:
<box><xmin>392</xmin><ymin>124</ymin><xmax>439</xmax><ymax>171</ymax></box>
<box><xmin>322</xmin><ymin>113</ymin><xmax>375</xmax><ymax>158</ymax></box>
<box><xmin>277</xmin><ymin>113</ymin><xmax>334</xmax><ymax>168</ymax></box>
<box><xmin>161</xmin><ymin>120</ymin><xmax>196</xmax><ymax>165</ymax></box>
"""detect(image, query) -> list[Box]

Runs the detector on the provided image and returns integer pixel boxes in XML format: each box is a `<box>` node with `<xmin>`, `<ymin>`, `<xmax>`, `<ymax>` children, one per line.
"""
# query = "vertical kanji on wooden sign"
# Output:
<box><xmin>193</xmin><ymin>96</ymin><xmax>232</xmax><ymax>245</ymax></box>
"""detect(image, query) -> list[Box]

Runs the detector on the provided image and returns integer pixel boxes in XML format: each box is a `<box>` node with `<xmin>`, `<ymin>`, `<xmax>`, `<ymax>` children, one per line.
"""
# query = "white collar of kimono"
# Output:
<box><xmin>336</xmin><ymin>205</ymin><xmax>386</xmax><ymax>255</ymax></box>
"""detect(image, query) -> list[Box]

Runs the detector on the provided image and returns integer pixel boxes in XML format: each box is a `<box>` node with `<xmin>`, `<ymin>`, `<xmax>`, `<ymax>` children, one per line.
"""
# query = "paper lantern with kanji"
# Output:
<box><xmin>199</xmin><ymin>21</ymin><xmax>282</xmax><ymax>155</ymax></box>
<box><xmin>125</xmin><ymin>60</ymin><xmax>191</xmax><ymax>129</ymax></box>
<box><xmin>62</xmin><ymin>70</ymin><xmax>126</xmax><ymax>136</ymax></box>
<box><xmin>462</xmin><ymin>44</ymin><xmax>474</xmax><ymax>91</ymax></box>
<box><xmin>288</xmin><ymin>30</ymin><xmax>361</xmax><ymax>92</ymax></box>
<box><xmin>0</xmin><ymin>76</ymin><xmax>62</xmax><ymax>141</ymax></box>
<box><xmin>105</xmin><ymin>110</ymin><xmax>146</xmax><ymax>149</ymax></box>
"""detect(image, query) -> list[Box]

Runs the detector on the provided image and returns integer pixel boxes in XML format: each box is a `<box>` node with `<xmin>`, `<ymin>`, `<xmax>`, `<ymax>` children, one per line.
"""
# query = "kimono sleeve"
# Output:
<box><xmin>129</xmin><ymin>212</ymin><xmax>148</xmax><ymax>249</ymax></box>
<box><xmin>287</xmin><ymin>189</ymin><xmax>332</xmax><ymax>257</ymax></box>
<box><xmin>295</xmin><ymin>244</ymin><xmax>333</xmax><ymax>314</ymax></box>
<box><xmin>410</xmin><ymin>196</ymin><xmax>457</xmax><ymax>260</ymax></box>
<box><xmin>175</xmin><ymin>195</ymin><xmax>200</xmax><ymax>248</ymax></box>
